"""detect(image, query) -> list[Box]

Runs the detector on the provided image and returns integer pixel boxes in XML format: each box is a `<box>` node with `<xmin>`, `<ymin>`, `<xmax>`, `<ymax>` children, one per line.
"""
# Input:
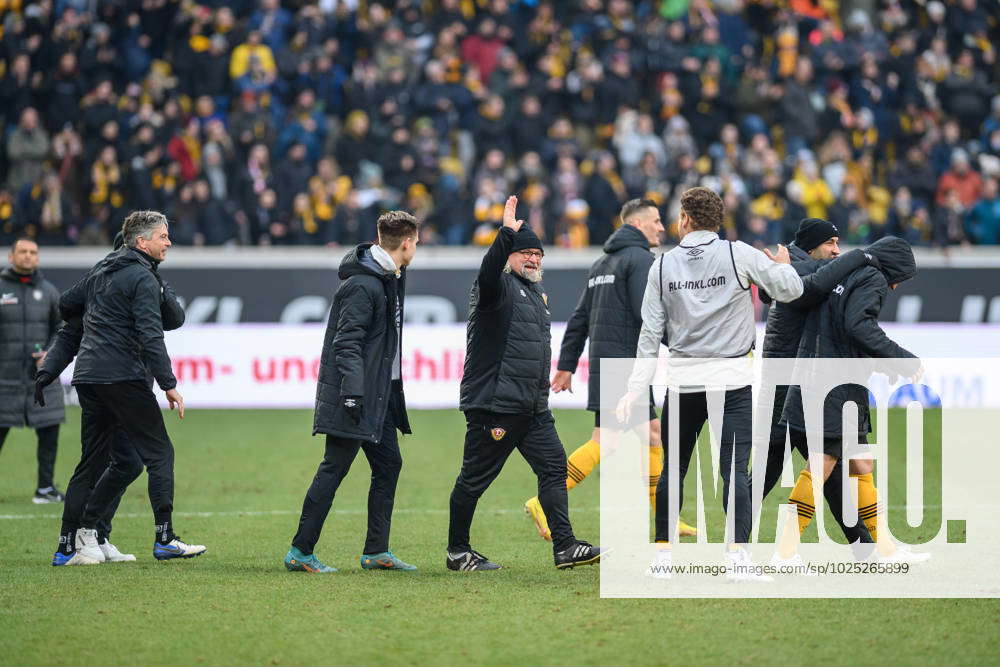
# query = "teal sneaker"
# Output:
<box><xmin>360</xmin><ymin>551</ymin><xmax>417</xmax><ymax>571</ymax></box>
<box><xmin>284</xmin><ymin>547</ymin><xmax>337</xmax><ymax>573</ymax></box>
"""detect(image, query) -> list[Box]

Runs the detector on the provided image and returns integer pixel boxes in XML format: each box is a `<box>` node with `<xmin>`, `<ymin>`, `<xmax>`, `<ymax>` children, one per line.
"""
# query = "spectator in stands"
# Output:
<box><xmin>0</xmin><ymin>0</ymin><xmax>996</xmax><ymax>248</ymax></box>
<box><xmin>7</xmin><ymin>108</ymin><xmax>49</xmax><ymax>193</ymax></box>
<box><xmin>967</xmin><ymin>178</ymin><xmax>1000</xmax><ymax>245</ymax></box>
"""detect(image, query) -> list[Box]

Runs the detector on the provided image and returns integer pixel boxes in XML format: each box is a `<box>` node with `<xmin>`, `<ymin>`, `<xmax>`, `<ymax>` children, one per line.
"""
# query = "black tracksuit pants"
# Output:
<box><xmin>0</xmin><ymin>424</ymin><xmax>59</xmax><ymax>489</ymax></box>
<box><xmin>656</xmin><ymin>387</ymin><xmax>754</xmax><ymax>544</ymax></box>
<box><xmin>756</xmin><ymin>386</ymin><xmax>873</xmax><ymax>543</ymax></box>
<box><xmin>449</xmin><ymin>409</ymin><xmax>576</xmax><ymax>553</ymax></box>
<box><xmin>292</xmin><ymin>403</ymin><xmax>403</xmax><ymax>556</ymax></box>
<box><xmin>62</xmin><ymin>382</ymin><xmax>175</xmax><ymax>538</ymax></box>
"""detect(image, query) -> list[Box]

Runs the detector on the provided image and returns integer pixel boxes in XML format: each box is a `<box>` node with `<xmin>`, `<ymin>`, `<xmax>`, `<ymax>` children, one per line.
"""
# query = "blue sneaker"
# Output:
<box><xmin>360</xmin><ymin>551</ymin><xmax>417</xmax><ymax>571</ymax></box>
<box><xmin>51</xmin><ymin>550</ymin><xmax>101</xmax><ymax>566</ymax></box>
<box><xmin>284</xmin><ymin>547</ymin><xmax>337</xmax><ymax>573</ymax></box>
<box><xmin>153</xmin><ymin>536</ymin><xmax>207</xmax><ymax>561</ymax></box>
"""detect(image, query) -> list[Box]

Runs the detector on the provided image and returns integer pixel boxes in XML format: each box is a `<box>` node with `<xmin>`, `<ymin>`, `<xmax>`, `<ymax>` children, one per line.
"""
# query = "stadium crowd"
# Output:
<box><xmin>0</xmin><ymin>0</ymin><xmax>998</xmax><ymax>248</ymax></box>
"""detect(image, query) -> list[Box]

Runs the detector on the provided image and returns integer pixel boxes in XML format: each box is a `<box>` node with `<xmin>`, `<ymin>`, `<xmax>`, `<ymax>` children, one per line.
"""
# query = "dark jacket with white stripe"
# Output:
<box><xmin>557</xmin><ymin>224</ymin><xmax>653</xmax><ymax>411</ymax></box>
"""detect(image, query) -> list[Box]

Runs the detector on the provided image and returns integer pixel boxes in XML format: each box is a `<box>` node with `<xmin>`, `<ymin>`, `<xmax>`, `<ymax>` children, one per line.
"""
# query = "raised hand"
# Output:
<box><xmin>502</xmin><ymin>195</ymin><xmax>523</xmax><ymax>232</ymax></box>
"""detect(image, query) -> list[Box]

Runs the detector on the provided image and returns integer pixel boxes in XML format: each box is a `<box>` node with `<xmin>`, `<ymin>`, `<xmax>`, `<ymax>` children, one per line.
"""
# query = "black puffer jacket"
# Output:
<box><xmin>313</xmin><ymin>244</ymin><xmax>411</xmax><ymax>442</ymax></box>
<box><xmin>41</xmin><ymin>283</ymin><xmax>185</xmax><ymax>382</ymax></box>
<box><xmin>783</xmin><ymin>236</ymin><xmax>921</xmax><ymax>439</ymax></box>
<box><xmin>0</xmin><ymin>268</ymin><xmax>64</xmax><ymax>427</ymax></box>
<box><xmin>460</xmin><ymin>226</ymin><xmax>552</xmax><ymax>414</ymax></box>
<box><xmin>558</xmin><ymin>224</ymin><xmax>653</xmax><ymax>411</ymax></box>
<box><xmin>762</xmin><ymin>244</ymin><xmax>876</xmax><ymax>359</ymax></box>
<box><xmin>59</xmin><ymin>248</ymin><xmax>177</xmax><ymax>390</ymax></box>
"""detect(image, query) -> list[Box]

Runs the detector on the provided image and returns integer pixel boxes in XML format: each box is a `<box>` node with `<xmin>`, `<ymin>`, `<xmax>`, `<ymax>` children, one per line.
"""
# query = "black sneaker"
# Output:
<box><xmin>554</xmin><ymin>541</ymin><xmax>603</xmax><ymax>569</ymax></box>
<box><xmin>446</xmin><ymin>549</ymin><xmax>502</xmax><ymax>571</ymax></box>
<box><xmin>33</xmin><ymin>487</ymin><xmax>65</xmax><ymax>504</ymax></box>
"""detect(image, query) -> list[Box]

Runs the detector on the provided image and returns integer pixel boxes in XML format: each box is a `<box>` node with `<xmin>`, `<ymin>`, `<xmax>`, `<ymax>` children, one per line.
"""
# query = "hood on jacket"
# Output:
<box><xmin>339</xmin><ymin>243</ymin><xmax>392</xmax><ymax>281</ymax></box>
<box><xmin>788</xmin><ymin>242</ymin><xmax>812</xmax><ymax>262</ymax></box>
<box><xmin>603</xmin><ymin>223</ymin><xmax>651</xmax><ymax>254</ymax></box>
<box><xmin>91</xmin><ymin>246</ymin><xmax>158</xmax><ymax>277</ymax></box>
<box><xmin>866</xmin><ymin>236</ymin><xmax>916</xmax><ymax>286</ymax></box>
<box><xmin>1</xmin><ymin>266</ymin><xmax>41</xmax><ymax>285</ymax></box>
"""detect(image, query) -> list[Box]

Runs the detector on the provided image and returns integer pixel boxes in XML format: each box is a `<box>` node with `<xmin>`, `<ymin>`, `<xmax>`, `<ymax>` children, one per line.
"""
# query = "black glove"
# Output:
<box><xmin>34</xmin><ymin>371</ymin><xmax>52</xmax><ymax>406</ymax></box>
<box><xmin>343</xmin><ymin>395</ymin><xmax>363</xmax><ymax>425</ymax></box>
<box><xmin>863</xmin><ymin>251</ymin><xmax>880</xmax><ymax>270</ymax></box>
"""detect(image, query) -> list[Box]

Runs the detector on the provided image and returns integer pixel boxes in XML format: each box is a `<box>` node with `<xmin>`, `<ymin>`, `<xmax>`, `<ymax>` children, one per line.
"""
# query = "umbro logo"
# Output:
<box><xmin>686</xmin><ymin>248</ymin><xmax>704</xmax><ymax>256</ymax></box>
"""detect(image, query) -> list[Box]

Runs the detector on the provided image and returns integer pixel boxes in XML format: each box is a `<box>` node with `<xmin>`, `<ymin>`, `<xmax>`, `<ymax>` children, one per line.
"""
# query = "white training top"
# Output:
<box><xmin>629</xmin><ymin>230</ymin><xmax>803</xmax><ymax>392</ymax></box>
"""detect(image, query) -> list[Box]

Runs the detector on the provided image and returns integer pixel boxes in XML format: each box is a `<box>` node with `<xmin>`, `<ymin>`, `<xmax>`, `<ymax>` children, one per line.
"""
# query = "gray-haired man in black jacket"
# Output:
<box><xmin>447</xmin><ymin>195</ymin><xmax>603</xmax><ymax>571</ymax></box>
<box><xmin>285</xmin><ymin>211</ymin><xmax>417</xmax><ymax>574</ymax></box>
<box><xmin>51</xmin><ymin>210</ymin><xmax>205</xmax><ymax>566</ymax></box>
<box><xmin>39</xmin><ymin>231</ymin><xmax>185</xmax><ymax>564</ymax></box>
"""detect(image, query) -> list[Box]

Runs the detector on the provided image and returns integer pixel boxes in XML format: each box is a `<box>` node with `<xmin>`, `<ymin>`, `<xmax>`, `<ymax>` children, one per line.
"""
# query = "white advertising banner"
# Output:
<box><xmin>58</xmin><ymin>324</ymin><xmax>1000</xmax><ymax>409</ymax></box>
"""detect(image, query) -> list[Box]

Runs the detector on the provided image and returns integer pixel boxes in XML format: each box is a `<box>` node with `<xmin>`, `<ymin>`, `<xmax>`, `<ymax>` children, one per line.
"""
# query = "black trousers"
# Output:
<box><xmin>0</xmin><ymin>423</ymin><xmax>59</xmax><ymax>489</ymax></box>
<box><xmin>63</xmin><ymin>382</ymin><xmax>175</xmax><ymax>536</ymax></box>
<box><xmin>656</xmin><ymin>387</ymin><xmax>753</xmax><ymax>544</ymax></box>
<box><xmin>756</xmin><ymin>386</ymin><xmax>873</xmax><ymax>543</ymax></box>
<box><xmin>449</xmin><ymin>409</ymin><xmax>576</xmax><ymax>553</ymax></box>
<box><xmin>292</xmin><ymin>408</ymin><xmax>403</xmax><ymax>556</ymax></box>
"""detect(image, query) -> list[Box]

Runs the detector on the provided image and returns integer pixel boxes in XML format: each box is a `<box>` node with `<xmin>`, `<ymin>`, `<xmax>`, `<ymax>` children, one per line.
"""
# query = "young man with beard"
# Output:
<box><xmin>524</xmin><ymin>199</ymin><xmax>697</xmax><ymax>541</ymax></box>
<box><xmin>448</xmin><ymin>196</ymin><xmax>603</xmax><ymax>571</ymax></box>
<box><xmin>285</xmin><ymin>211</ymin><xmax>418</xmax><ymax>573</ymax></box>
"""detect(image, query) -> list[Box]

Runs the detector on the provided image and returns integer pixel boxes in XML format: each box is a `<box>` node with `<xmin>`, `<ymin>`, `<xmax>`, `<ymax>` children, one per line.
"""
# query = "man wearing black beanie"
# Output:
<box><xmin>447</xmin><ymin>195</ymin><xmax>603</xmax><ymax>571</ymax></box>
<box><xmin>793</xmin><ymin>218</ymin><xmax>841</xmax><ymax>258</ymax></box>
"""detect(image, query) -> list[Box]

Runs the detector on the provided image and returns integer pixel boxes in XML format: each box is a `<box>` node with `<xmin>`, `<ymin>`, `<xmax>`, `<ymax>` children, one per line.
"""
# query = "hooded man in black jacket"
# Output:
<box><xmin>0</xmin><ymin>238</ymin><xmax>65</xmax><ymax>504</ymax></box>
<box><xmin>524</xmin><ymin>199</ymin><xmax>697</xmax><ymax>541</ymax></box>
<box><xmin>447</xmin><ymin>195</ymin><xmax>602</xmax><ymax>571</ymax></box>
<box><xmin>285</xmin><ymin>211</ymin><xmax>417</xmax><ymax>574</ymax></box>
<box><xmin>38</xmin><ymin>230</ymin><xmax>185</xmax><ymax>564</ymax></box>
<box><xmin>51</xmin><ymin>210</ymin><xmax>205</xmax><ymax>566</ymax></box>
<box><xmin>775</xmin><ymin>235</ymin><xmax>925</xmax><ymax>563</ymax></box>
<box><xmin>756</xmin><ymin>219</ymin><xmax>879</xmax><ymax>555</ymax></box>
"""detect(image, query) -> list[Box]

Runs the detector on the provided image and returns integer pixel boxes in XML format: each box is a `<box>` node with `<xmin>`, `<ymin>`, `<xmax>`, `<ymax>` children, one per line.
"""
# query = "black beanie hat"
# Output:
<box><xmin>794</xmin><ymin>218</ymin><xmax>839</xmax><ymax>252</ymax></box>
<box><xmin>510</xmin><ymin>225</ymin><xmax>544</xmax><ymax>255</ymax></box>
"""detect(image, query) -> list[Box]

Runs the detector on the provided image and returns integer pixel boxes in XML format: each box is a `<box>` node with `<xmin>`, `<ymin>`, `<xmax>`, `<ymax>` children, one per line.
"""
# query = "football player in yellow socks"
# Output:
<box><xmin>524</xmin><ymin>418</ymin><xmax>697</xmax><ymax>540</ymax></box>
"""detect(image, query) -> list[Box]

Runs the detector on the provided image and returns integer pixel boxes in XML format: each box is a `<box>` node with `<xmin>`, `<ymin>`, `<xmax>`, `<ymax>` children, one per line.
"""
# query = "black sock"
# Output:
<box><xmin>155</xmin><ymin>521</ymin><xmax>173</xmax><ymax>544</ymax></box>
<box><xmin>57</xmin><ymin>530</ymin><xmax>75</xmax><ymax>555</ymax></box>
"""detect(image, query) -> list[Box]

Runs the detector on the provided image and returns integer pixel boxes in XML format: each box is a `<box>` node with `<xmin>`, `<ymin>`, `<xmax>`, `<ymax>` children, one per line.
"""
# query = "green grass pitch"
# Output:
<box><xmin>1</xmin><ymin>408</ymin><xmax>997</xmax><ymax>665</ymax></box>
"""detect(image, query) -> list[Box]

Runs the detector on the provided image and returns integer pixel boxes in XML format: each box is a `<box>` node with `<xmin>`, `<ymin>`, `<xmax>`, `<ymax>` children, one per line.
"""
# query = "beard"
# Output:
<box><xmin>504</xmin><ymin>262</ymin><xmax>544</xmax><ymax>283</ymax></box>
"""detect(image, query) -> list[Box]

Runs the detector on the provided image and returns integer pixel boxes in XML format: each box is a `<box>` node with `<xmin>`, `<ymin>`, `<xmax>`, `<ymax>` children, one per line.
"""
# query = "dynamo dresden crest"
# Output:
<box><xmin>490</xmin><ymin>427</ymin><xmax>506</xmax><ymax>441</ymax></box>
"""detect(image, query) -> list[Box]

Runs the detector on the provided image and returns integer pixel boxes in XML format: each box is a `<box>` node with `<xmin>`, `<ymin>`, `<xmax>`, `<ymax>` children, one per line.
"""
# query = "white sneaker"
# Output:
<box><xmin>645</xmin><ymin>549</ymin><xmax>673</xmax><ymax>580</ymax></box>
<box><xmin>100</xmin><ymin>541</ymin><xmax>136</xmax><ymax>562</ymax></box>
<box><xmin>878</xmin><ymin>544</ymin><xmax>932</xmax><ymax>564</ymax></box>
<box><xmin>726</xmin><ymin>548</ymin><xmax>773</xmax><ymax>582</ymax></box>
<box><xmin>154</xmin><ymin>536</ymin><xmax>207</xmax><ymax>560</ymax></box>
<box><xmin>75</xmin><ymin>528</ymin><xmax>106</xmax><ymax>563</ymax></box>
<box><xmin>52</xmin><ymin>550</ymin><xmax>102</xmax><ymax>566</ymax></box>
<box><xmin>768</xmin><ymin>551</ymin><xmax>817</xmax><ymax>576</ymax></box>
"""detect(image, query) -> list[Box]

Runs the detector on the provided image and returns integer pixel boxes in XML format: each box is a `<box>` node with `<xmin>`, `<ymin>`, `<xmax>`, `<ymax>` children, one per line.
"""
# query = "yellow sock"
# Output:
<box><xmin>788</xmin><ymin>468</ymin><xmax>816</xmax><ymax>534</ymax></box>
<box><xmin>566</xmin><ymin>439</ymin><xmax>600</xmax><ymax>491</ymax></box>
<box><xmin>648</xmin><ymin>445</ymin><xmax>663</xmax><ymax>511</ymax></box>
<box><xmin>853</xmin><ymin>472</ymin><xmax>879</xmax><ymax>541</ymax></box>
